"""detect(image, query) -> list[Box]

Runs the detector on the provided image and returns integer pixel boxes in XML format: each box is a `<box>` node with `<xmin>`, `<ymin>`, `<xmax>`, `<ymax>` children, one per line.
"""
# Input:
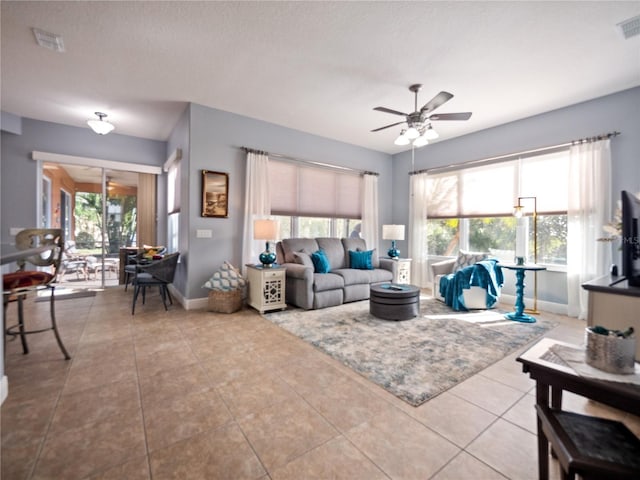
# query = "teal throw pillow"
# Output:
<box><xmin>311</xmin><ymin>250</ymin><xmax>331</xmax><ymax>273</ymax></box>
<box><xmin>349</xmin><ymin>249</ymin><xmax>373</xmax><ymax>270</ymax></box>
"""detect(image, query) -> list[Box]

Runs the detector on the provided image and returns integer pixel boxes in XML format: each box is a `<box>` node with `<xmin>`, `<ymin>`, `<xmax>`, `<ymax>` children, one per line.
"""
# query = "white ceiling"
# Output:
<box><xmin>2</xmin><ymin>1</ymin><xmax>639</xmax><ymax>155</ymax></box>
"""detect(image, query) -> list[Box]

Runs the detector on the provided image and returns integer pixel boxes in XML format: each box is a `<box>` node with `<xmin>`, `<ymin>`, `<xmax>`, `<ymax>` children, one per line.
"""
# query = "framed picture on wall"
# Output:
<box><xmin>202</xmin><ymin>170</ymin><xmax>229</xmax><ymax>218</ymax></box>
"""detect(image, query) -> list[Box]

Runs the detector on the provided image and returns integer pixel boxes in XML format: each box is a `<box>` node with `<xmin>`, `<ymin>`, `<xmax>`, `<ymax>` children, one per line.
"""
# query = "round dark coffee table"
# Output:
<box><xmin>370</xmin><ymin>283</ymin><xmax>420</xmax><ymax>321</ymax></box>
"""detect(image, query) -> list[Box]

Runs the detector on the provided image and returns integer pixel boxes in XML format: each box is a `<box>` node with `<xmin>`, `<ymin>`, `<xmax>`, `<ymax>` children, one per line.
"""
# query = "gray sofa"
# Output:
<box><xmin>276</xmin><ymin>237</ymin><xmax>396</xmax><ymax>309</ymax></box>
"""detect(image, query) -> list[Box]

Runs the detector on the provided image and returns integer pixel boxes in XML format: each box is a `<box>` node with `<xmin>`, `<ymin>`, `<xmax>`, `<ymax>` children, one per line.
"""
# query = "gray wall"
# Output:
<box><xmin>1</xmin><ymin>117</ymin><xmax>167</xmax><ymax>245</ymax></box>
<box><xmin>390</xmin><ymin>86</ymin><xmax>640</xmax><ymax>304</ymax></box>
<box><xmin>182</xmin><ymin>103</ymin><xmax>393</xmax><ymax>299</ymax></box>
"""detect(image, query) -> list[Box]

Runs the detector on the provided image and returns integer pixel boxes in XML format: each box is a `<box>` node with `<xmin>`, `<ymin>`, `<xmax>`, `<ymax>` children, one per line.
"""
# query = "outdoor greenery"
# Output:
<box><xmin>74</xmin><ymin>192</ymin><xmax>137</xmax><ymax>253</ymax></box>
<box><xmin>427</xmin><ymin>215</ymin><xmax>567</xmax><ymax>264</ymax></box>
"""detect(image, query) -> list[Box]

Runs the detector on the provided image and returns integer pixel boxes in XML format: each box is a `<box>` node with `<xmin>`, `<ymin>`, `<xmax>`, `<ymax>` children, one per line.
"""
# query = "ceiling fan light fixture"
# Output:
<box><xmin>405</xmin><ymin>126</ymin><xmax>420</xmax><ymax>139</ymax></box>
<box><xmin>394</xmin><ymin>130</ymin><xmax>410</xmax><ymax>146</ymax></box>
<box><xmin>424</xmin><ymin>125</ymin><xmax>439</xmax><ymax>140</ymax></box>
<box><xmin>87</xmin><ymin>112</ymin><xmax>115</xmax><ymax>135</ymax></box>
<box><xmin>413</xmin><ymin>136</ymin><xmax>429</xmax><ymax>147</ymax></box>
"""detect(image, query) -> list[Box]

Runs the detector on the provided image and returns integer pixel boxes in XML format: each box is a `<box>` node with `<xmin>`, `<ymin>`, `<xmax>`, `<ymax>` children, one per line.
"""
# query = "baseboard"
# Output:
<box><xmin>426</xmin><ymin>282</ymin><xmax>568</xmax><ymax>316</ymax></box>
<box><xmin>1</xmin><ymin>375</ymin><xmax>8</xmax><ymax>405</ymax></box>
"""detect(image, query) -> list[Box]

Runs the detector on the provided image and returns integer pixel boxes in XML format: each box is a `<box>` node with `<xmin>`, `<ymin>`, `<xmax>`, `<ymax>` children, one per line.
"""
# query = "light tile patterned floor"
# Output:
<box><xmin>2</xmin><ymin>288</ymin><xmax>639</xmax><ymax>479</ymax></box>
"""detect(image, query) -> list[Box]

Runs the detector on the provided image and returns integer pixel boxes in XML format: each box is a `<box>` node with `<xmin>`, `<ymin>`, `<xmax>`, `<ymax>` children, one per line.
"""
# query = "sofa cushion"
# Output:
<box><xmin>281</xmin><ymin>238</ymin><xmax>319</xmax><ymax>264</ymax></box>
<box><xmin>311</xmin><ymin>250</ymin><xmax>331</xmax><ymax>273</ymax></box>
<box><xmin>453</xmin><ymin>250</ymin><xmax>488</xmax><ymax>272</ymax></box>
<box><xmin>348</xmin><ymin>249</ymin><xmax>373</xmax><ymax>270</ymax></box>
<box><xmin>334</xmin><ymin>267</ymin><xmax>393</xmax><ymax>286</ymax></box>
<box><xmin>313</xmin><ymin>272</ymin><xmax>344</xmax><ymax>292</ymax></box>
<box><xmin>342</xmin><ymin>237</ymin><xmax>380</xmax><ymax>268</ymax></box>
<box><xmin>317</xmin><ymin>237</ymin><xmax>347</xmax><ymax>270</ymax></box>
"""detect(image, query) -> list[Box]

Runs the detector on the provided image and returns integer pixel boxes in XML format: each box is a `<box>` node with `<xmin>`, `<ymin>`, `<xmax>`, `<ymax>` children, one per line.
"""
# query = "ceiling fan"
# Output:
<box><xmin>371</xmin><ymin>84</ymin><xmax>472</xmax><ymax>146</ymax></box>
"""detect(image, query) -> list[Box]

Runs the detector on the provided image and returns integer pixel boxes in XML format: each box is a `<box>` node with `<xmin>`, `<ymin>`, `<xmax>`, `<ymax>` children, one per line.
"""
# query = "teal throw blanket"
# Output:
<box><xmin>439</xmin><ymin>259</ymin><xmax>504</xmax><ymax>311</ymax></box>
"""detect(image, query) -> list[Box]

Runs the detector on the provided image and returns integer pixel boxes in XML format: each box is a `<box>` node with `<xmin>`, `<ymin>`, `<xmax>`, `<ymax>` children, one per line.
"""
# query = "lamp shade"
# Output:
<box><xmin>254</xmin><ymin>219</ymin><xmax>278</xmax><ymax>240</ymax></box>
<box><xmin>423</xmin><ymin>125</ymin><xmax>439</xmax><ymax>140</ymax></box>
<box><xmin>382</xmin><ymin>224</ymin><xmax>405</xmax><ymax>240</ymax></box>
<box><xmin>405</xmin><ymin>127</ymin><xmax>420</xmax><ymax>139</ymax></box>
<box><xmin>394</xmin><ymin>131</ymin><xmax>410</xmax><ymax>146</ymax></box>
<box><xmin>412</xmin><ymin>135</ymin><xmax>428</xmax><ymax>147</ymax></box>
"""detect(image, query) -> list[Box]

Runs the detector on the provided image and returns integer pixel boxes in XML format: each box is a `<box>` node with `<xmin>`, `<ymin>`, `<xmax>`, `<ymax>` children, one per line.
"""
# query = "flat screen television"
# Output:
<box><xmin>621</xmin><ymin>190</ymin><xmax>640</xmax><ymax>287</ymax></box>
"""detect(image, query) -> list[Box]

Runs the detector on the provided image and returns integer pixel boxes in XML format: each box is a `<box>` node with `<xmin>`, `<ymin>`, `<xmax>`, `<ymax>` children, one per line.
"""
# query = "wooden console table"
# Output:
<box><xmin>582</xmin><ymin>274</ymin><xmax>640</xmax><ymax>360</ymax></box>
<box><xmin>517</xmin><ymin>338</ymin><xmax>640</xmax><ymax>480</ymax></box>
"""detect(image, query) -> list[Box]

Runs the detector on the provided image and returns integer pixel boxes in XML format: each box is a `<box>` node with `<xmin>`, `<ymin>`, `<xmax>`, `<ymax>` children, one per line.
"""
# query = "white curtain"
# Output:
<box><xmin>241</xmin><ymin>152</ymin><xmax>271</xmax><ymax>274</ymax></box>
<box><xmin>567</xmin><ymin>139</ymin><xmax>612</xmax><ymax>319</ymax></box>
<box><xmin>361</xmin><ymin>174</ymin><xmax>379</xmax><ymax>252</ymax></box>
<box><xmin>409</xmin><ymin>172</ymin><xmax>429</xmax><ymax>287</ymax></box>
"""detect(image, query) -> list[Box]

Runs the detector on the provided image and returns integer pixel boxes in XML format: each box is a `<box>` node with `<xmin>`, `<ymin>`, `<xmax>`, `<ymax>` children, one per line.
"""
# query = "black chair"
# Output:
<box><xmin>131</xmin><ymin>252</ymin><xmax>179</xmax><ymax>314</ymax></box>
<box><xmin>2</xmin><ymin>228</ymin><xmax>70</xmax><ymax>360</ymax></box>
<box><xmin>536</xmin><ymin>404</ymin><xmax>640</xmax><ymax>480</ymax></box>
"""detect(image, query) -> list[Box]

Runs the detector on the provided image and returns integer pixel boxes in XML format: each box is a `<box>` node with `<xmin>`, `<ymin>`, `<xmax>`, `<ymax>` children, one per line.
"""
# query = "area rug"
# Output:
<box><xmin>264</xmin><ymin>296</ymin><xmax>555</xmax><ymax>406</ymax></box>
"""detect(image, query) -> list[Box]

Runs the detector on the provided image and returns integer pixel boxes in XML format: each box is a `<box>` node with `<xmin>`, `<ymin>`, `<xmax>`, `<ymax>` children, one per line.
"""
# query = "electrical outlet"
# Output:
<box><xmin>9</xmin><ymin>227</ymin><xmax>23</xmax><ymax>236</ymax></box>
<box><xmin>196</xmin><ymin>229</ymin><xmax>212</xmax><ymax>238</ymax></box>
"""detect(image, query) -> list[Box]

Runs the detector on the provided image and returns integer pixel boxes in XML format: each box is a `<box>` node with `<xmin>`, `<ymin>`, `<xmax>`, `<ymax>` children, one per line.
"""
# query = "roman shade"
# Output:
<box><xmin>269</xmin><ymin>160</ymin><xmax>362</xmax><ymax>219</ymax></box>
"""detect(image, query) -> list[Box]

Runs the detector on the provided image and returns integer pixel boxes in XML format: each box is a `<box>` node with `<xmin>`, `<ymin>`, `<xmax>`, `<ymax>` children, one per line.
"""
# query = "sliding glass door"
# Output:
<box><xmin>41</xmin><ymin>162</ymin><xmax>141</xmax><ymax>289</ymax></box>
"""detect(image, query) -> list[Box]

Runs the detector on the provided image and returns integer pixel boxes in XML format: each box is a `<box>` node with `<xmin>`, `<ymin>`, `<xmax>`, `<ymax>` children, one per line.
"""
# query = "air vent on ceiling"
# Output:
<box><xmin>32</xmin><ymin>28</ymin><xmax>65</xmax><ymax>53</ymax></box>
<box><xmin>617</xmin><ymin>14</ymin><xmax>640</xmax><ymax>40</ymax></box>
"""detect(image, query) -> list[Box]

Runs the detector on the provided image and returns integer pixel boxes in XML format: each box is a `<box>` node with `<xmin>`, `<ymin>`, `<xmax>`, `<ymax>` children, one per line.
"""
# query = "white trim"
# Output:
<box><xmin>32</xmin><ymin>151</ymin><xmax>162</xmax><ymax>175</ymax></box>
<box><xmin>1</xmin><ymin>375</ymin><xmax>8</xmax><ymax>405</ymax></box>
<box><xmin>163</xmin><ymin>148</ymin><xmax>182</xmax><ymax>172</ymax></box>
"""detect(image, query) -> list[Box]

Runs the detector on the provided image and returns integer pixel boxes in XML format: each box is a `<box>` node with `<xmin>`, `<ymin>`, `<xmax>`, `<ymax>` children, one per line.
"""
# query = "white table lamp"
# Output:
<box><xmin>254</xmin><ymin>219</ymin><xmax>278</xmax><ymax>267</ymax></box>
<box><xmin>382</xmin><ymin>224</ymin><xmax>405</xmax><ymax>259</ymax></box>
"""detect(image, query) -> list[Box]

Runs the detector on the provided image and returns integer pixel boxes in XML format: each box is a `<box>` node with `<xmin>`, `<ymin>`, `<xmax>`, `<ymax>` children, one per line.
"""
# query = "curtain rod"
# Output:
<box><xmin>409</xmin><ymin>130</ymin><xmax>621</xmax><ymax>176</ymax></box>
<box><xmin>241</xmin><ymin>146</ymin><xmax>379</xmax><ymax>176</ymax></box>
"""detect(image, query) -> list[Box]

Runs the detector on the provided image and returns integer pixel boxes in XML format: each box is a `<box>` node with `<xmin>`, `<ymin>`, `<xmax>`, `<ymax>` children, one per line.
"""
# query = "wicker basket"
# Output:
<box><xmin>208</xmin><ymin>289</ymin><xmax>243</xmax><ymax>314</ymax></box>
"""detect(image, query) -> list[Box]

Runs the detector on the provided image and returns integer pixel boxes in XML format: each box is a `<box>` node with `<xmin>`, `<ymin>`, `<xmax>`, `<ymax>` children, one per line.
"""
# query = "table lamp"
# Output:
<box><xmin>382</xmin><ymin>224</ymin><xmax>405</xmax><ymax>259</ymax></box>
<box><xmin>254</xmin><ymin>219</ymin><xmax>278</xmax><ymax>268</ymax></box>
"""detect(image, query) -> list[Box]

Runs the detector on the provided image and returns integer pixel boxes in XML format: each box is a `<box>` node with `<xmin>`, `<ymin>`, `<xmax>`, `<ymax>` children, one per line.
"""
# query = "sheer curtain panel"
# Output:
<box><xmin>241</xmin><ymin>152</ymin><xmax>271</xmax><ymax>273</ymax></box>
<box><xmin>361</xmin><ymin>174</ymin><xmax>379</xmax><ymax>252</ymax></box>
<box><xmin>567</xmin><ymin>139</ymin><xmax>611</xmax><ymax>319</ymax></box>
<box><xmin>409</xmin><ymin>172</ymin><xmax>429</xmax><ymax>287</ymax></box>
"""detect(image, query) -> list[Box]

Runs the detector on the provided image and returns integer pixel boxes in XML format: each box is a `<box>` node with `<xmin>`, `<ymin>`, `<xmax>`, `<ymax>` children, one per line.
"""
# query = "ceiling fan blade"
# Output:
<box><xmin>429</xmin><ymin>112</ymin><xmax>472</xmax><ymax>121</ymax></box>
<box><xmin>420</xmin><ymin>91</ymin><xmax>454</xmax><ymax>114</ymax></box>
<box><xmin>374</xmin><ymin>106</ymin><xmax>409</xmax><ymax>117</ymax></box>
<box><xmin>370</xmin><ymin>121</ymin><xmax>406</xmax><ymax>132</ymax></box>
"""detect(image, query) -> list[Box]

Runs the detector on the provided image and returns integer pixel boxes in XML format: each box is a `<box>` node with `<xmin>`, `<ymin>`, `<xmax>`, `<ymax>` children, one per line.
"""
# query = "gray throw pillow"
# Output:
<box><xmin>293</xmin><ymin>250</ymin><xmax>314</xmax><ymax>269</ymax></box>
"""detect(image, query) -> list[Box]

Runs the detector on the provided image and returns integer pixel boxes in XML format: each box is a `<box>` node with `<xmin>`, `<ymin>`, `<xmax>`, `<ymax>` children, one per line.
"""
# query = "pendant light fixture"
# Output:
<box><xmin>87</xmin><ymin>112</ymin><xmax>115</xmax><ymax>135</ymax></box>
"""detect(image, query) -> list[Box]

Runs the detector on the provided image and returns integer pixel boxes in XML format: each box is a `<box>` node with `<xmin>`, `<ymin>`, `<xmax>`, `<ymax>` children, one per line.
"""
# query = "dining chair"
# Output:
<box><xmin>2</xmin><ymin>228</ymin><xmax>70</xmax><ymax>359</ymax></box>
<box><xmin>131</xmin><ymin>252</ymin><xmax>179</xmax><ymax>314</ymax></box>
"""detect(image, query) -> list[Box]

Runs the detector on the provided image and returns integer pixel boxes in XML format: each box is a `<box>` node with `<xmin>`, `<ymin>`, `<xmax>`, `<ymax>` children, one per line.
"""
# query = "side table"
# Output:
<box><xmin>245</xmin><ymin>264</ymin><xmax>287</xmax><ymax>313</ymax></box>
<box><xmin>499</xmin><ymin>262</ymin><xmax>546</xmax><ymax>323</ymax></box>
<box><xmin>383</xmin><ymin>257</ymin><xmax>412</xmax><ymax>284</ymax></box>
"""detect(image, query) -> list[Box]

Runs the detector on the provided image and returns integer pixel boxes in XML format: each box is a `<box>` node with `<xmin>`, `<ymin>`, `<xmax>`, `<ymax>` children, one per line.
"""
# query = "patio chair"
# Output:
<box><xmin>131</xmin><ymin>252</ymin><xmax>179</xmax><ymax>314</ymax></box>
<box><xmin>2</xmin><ymin>228</ymin><xmax>71</xmax><ymax>359</ymax></box>
<box><xmin>59</xmin><ymin>241</ymin><xmax>88</xmax><ymax>282</ymax></box>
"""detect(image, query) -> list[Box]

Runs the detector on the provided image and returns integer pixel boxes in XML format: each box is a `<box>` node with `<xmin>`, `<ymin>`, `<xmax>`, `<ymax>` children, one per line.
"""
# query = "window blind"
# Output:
<box><xmin>426</xmin><ymin>149</ymin><xmax>569</xmax><ymax>219</ymax></box>
<box><xmin>269</xmin><ymin>160</ymin><xmax>362</xmax><ymax>218</ymax></box>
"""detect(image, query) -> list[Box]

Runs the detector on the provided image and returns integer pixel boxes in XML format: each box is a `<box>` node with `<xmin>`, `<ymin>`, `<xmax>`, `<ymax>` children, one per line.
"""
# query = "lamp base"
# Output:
<box><xmin>387</xmin><ymin>240</ymin><xmax>400</xmax><ymax>259</ymax></box>
<box><xmin>259</xmin><ymin>250</ymin><xmax>276</xmax><ymax>268</ymax></box>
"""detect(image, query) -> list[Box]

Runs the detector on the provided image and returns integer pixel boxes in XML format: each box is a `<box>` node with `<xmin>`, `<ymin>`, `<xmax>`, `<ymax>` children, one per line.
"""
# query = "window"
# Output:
<box><xmin>269</xmin><ymin>160</ymin><xmax>362</xmax><ymax>219</ymax></box>
<box><xmin>426</xmin><ymin>149</ymin><xmax>569</xmax><ymax>266</ymax></box>
<box><xmin>269</xmin><ymin>159</ymin><xmax>363</xmax><ymax>241</ymax></box>
<box><xmin>273</xmin><ymin>215</ymin><xmax>360</xmax><ymax>240</ymax></box>
<box><xmin>166</xmin><ymin>152</ymin><xmax>181</xmax><ymax>253</ymax></box>
<box><xmin>42</xmin><ymin>176</ymin><xmax>52</xmax><ymax>227</ymax></box>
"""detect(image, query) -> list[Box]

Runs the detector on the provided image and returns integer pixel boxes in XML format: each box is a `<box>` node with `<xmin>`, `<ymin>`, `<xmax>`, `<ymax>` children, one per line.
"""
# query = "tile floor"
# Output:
<box><xmin>2</xmin><ymin>288</ymin><xmax>639</xmax><ymax>479</ymax></box>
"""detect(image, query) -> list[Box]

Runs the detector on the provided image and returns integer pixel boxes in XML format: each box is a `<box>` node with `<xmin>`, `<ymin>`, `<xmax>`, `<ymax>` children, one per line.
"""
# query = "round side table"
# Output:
<box><xmin>499</xmin><ymin>263</ymin><xmax>546</xmax><ymax>323</ymax></box>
